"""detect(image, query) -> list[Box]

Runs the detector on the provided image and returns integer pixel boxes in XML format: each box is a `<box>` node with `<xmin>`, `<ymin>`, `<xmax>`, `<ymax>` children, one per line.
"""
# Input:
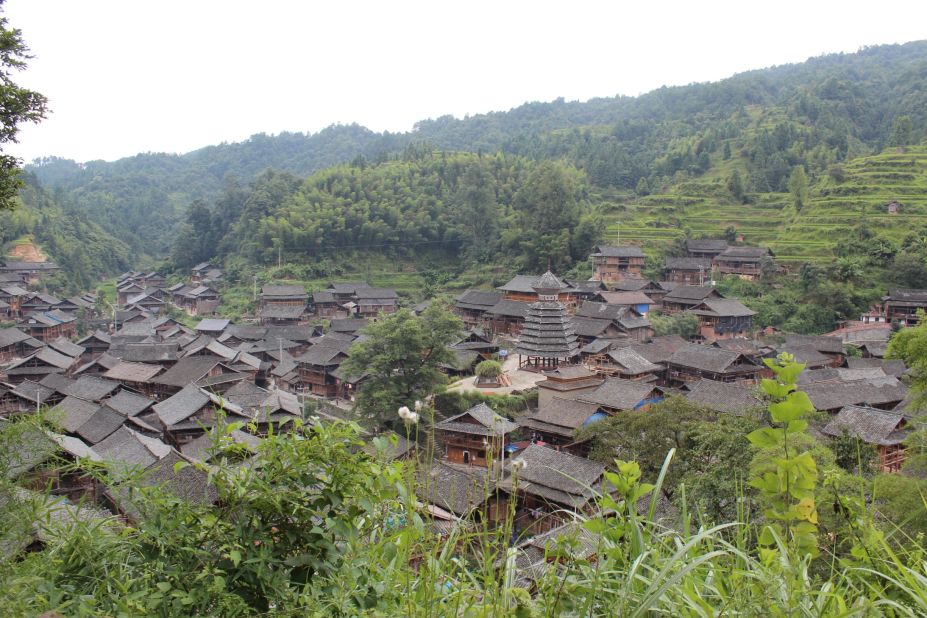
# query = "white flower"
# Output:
<box><xmin>414</xmin><ymin>400</ymin><xmax>424</xmax><ymax>412</ymax></box>
<box><xmin>511</xmin><ymin>458</ymin><xmax>527</xmax><ymax>472</ymax></box>
<box><xmin>406</xmin><ymin>411</ymin><xmax>419</xmax><ymax>424</ymax></box>
<box><xmin>398</xmin><ymin>406</ymin><xmax>412</xmax><ymax>420</ymax></box>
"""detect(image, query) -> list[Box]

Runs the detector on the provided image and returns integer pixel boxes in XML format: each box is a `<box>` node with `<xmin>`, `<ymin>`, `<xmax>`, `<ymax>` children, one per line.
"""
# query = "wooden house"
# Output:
<box><xmin>435</xmin><ymin>402</ymin><xmax>519</xmax><ymax>468</ymax></box>
<box><xmin>9</xmin><ymin>429</ymin><xmax>101</xmax><ymax>505</ymax></box>
<box><xmin>683</xmin><ymin>379</ymin><xmax>764</xmax><ymax>416</ymax></box>
<box><xmin>151</xmin><ymin>356</ymin><xmax>239</xmax><ymax>397</ymax></box>
<box><xmin>779</xmin><ymin>334</ymin><xmax>845</xmax><ymax>368</ymax></box>
<box><xmin>574</xmin><ymin>301</ymin><xmax>652</xmax><ymax>342</ymax></box>
<box><xmin>802</xmin><ymin>379</ymin><xmax>907</xmax><ymax>414</ymax></box>
<box><xmin>20</xmin><ymin>310</ymin><xmax>77</xmax><ymax>342</ymax></box>
<box><xmin>21</xmin><ymin>292</ymin><xmax>63</xmax><ymax>313</ymax></box>
<box><xmin>0</xmin><ymin>260</ymin><xmax>60</xmax><ymax>285</ymax></box>
<box><xmin>153</xmin><ymin>384</ymin><xmax>250</xmax><ymax>447</ymax></box>
<box><xmin>194</xmin><ymin>318</ymin><xmax>230</xmax><ymax>337</ymax></box>
<box><xmin>661</xmin><ymin>286</ymin><xmax>724</xmax><ymax>315</ymax></box>
<box><xmin>116</xmin><ymin>282</ymin><xmax>146</xmax><ymax>306</ymax></box>
<box><xmin>520</xmin><ymin>397</ymin><xmax>602</xmax><ymax>455</ymax></box>
<box><xmin>497</xmin><ymin>274</ymin><xmax>578</xmax><ymax>308</ymax></box>
<box><xmin>713</xmin><ymin>246</ymin><xmax>773</xmax><ymax>280</ymax></box>
<box><xmin>4</xmin><ymin>348</ymin><xmax>77</xmax><ymax>384</ymax></box>
<box><xmin>484</xmin><ymin>299</ymin><xmax>527</xmax><ymax>336</ymax></box>
<box><xmin>190</xmin><ymin>261</ymin><xmax>223</xmax><ymax>282</ymax></box>
<box><xmin>685</xmin><ymin>239</ymin><xmax>729</xmax><ymax>260</ymax></box>
<box><xmin>882</xmin><ymin>289</ymin><xmax>927</xmax><ymax>326</ymax></box>
<box><xmin>578</xmin><ymin>377</ymin><xmax>661</xmax><ymax>413</ymax></box>
<box><xmin>590</xmin><ymin>245</ymin><xmax>646</xmax><ymax>283</ymax></box>
<box><xmin>103</xmin><ymin>361</ymin><xmax>164</xmax><ymax>397</ymax></box>
<box><xmin>75</xmin><ymin>331</ymin><xmax>112</xmax><ymax>362</ymax></box>
<box><xmin>586</xmin><ymin>347</ymin><xmax>661</xmax><ymax>381</ymax></box>
<box><xmin>663</xmin><ymin>257</ymin><xmax>713</xmax><ymax>285</ymax></box>
<box><xmin>536</xmin><ymin>366</ymin><xmax>604</xmax><ymax>410</ymax></box>
<box><xmin>310</xmin><ymin>290</ymin><xmax>344</xmax><ymax>318</ymax></box>
<box><xmin>598</xmin><ymin>291</ymin><xmax>653</xmax><ymax>316</ymax></box>
<box><xmin>74</xmin><ymin>353</ymin><xmax>120</xmax><ymax>377</ymax></box>
<box><xmin>666</xmin><ymin>344</ymin><xmax>762</xmax><ymax>386</ymax></box>
<box><xmin>294</xmin><ymin>336</ymin><xmax>352</xmax><ymax>397</ymax></box>
<box><xmin>0</xmin><ymin>284</ymin><xmax>29</xmax><ymax>316</ymax></box>
<box><xmin>139</xmin><ymin>272</ymin><xmax>166</xmax><ymax>288</ymax></box>
<box><xmin>354</xmin><ymin>287</ymin><xmax>398</xmax><ymax>318</ymax></box>
<box><xmin>453</xmin><ymin>290</ymin><xmax>503</xmax><ymax>329</ymax></box>
<box><xmin>177</xmin><ymin>285</ymin><xmax>220</xmax><ymax>315</ymax></box>
<box><xmin>261</xmin><ymin>285</ymin><xmax>308</xmax><ymax>308</ymax></box>
<box><xmin>327</xmin><ymin>282</ymin><xmax>370</xmax><ymax>303</ymax></box>
<box><xmin>823</xmin><ymin>405</ymin><xmax>910</xmax><ymax>473</ymax></box>
<box><xmin>0</xmin><ymin>327</ymin><xmax>41</xmax><ymax>363</ymax></box>
<box><xmin>1</xmin><ymin>381</ymin><xmax>59</xmax><ymax>415</ymax></box>
<box><xmin>499</xmin><ymin>444</ymin><xmax>607</xmax><ymax>535</ymax></box>
<box><xmin>689</xmin><ymin>298</ymin><xmax>756</xmax><ymax>342</ymax></box>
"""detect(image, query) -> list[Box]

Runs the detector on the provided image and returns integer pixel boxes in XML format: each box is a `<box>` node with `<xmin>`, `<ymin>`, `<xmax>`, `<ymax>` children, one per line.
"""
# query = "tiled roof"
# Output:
<box><xmin>436</xmin><ymin>403</ymin><xmax>519</xmax><ymax>437</ymax></box>
<box><xmin>663</xmin><ymin>286</ymin><xmax>721</xmax><ymax>303</ymax></box>
<box><xmin>823</xmin><ymin>405</ymin><xmax>908</xmax><ymax>446</ymax></box>
<box><xmin>505</xmin><ymin>444</ymin><xmax>605</xmax><ymax>508</ymax></box>
<box><xmin>606</xmin><ymin>347</ymin><xmax>661</xmax><ymax>375</ymax></box>
<box><xmin>690</xmin><ymin>299</ymin><xmax>756</xmax><ymax>318</ymax></box>
<box><xmin>599</xmin><ymin>291</ymin><xmax>653</xmax><ymax>306</ymax></box>
<box><xmin>104</xmin><ymin>361</ymin><xmax>164</xmax><ymax>383</ymax></box>
<box><xmin>668</xmin><ymin>344</ymin><xmax>747</xmax><ymax>374</ymax></box>
<box><xmin>580</xmin><ymin>377</ymin><xmax>656</xmax><ymax>411</ymax></box>
<box><xmin>684</xmin><ymin>380</ymin><xmax>764</xmax><ymax>415</ymax></box>
<box><xmin>592</xmin><ymin>245</ymin><xmax>645</xmax><ymax>257</ymax></box>
<box><xmin>103</xmin><ymin>390</ymin><xmax>154</xmax><ymax>417</ymax></box>
<box><xmin>75</xmin><ymin>405</ymin><xmax>126</xmax><ymax>444</ymax></box>
<box><xmin>455</xmin><ymin>289</ymin><xmax>504</xmax><ymax>310</ymax></box>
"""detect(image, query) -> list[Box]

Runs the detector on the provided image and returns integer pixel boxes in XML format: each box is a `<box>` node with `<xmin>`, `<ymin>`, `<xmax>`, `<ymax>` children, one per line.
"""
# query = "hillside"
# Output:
<box><xmin>0</xmin><ymin>173</ymin><xmax>132</xmax><ymax>293</ymax></box>
<box><xmin>605</xmin><ymin>146</ymin><xmax>927</xmax><ymax>265</ymax></box>
<box><xmin>23</xmin><ymin>41</ymin><xmax>927</xmax><ymax>262</ymax></box>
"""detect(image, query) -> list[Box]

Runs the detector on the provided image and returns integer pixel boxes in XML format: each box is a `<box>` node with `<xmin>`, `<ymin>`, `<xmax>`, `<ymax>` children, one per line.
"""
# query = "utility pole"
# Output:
<box><xmin>252</xmin><ymin>275</ymin><xmax>258</xmax><ymax>301</ymax></box>
<box><xmin>616</xmin><ymin>222</ymin><xmax>620</xmax><ymax>246</ymax></box>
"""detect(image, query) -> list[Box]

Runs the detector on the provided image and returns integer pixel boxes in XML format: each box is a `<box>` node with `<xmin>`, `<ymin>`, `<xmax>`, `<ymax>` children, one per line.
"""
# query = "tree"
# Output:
<box><xmin>0</xmin><ymin>1</ymin><xmax>47</xmax><ymax>210</ymax></box>
<box><xmin>888</xmin><ymin>115</ymin><xmax>913</xmax><ymax>147</ymax></box>
<box><xmin>886</xmin><ymin>310</ymin><xmax>927</xmax><ymax>411</ymax></box>
<box><xmin>649</xmin><ymin>311</ymin><xmax>699</xmax><ymax>339</ymax></box>
<box><xmin>788</xmin><ymin>165</ymin><xmax>809</xmax><ymax>211</ymax></box>
<box><xmin>340</xmin><ymin>304</ymin><xmax>463</xmax><ymax>427</ymax></box>
<box><xmin>510</xmin><ymin>161</ymin><xmax>585</xmax><ymax>271</ymax></box>
<box><xmin>892</xmin><ymin>252</ymin><xmax>927</xmax><ymax>288</ymax></box>
<box><xmin>727</xmin><ymin>170</ymin><xmax>745</xmax><ymax>203</ymax></box>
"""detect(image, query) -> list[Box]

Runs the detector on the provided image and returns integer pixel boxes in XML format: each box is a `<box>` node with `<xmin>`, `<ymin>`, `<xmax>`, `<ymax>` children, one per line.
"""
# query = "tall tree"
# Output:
<box><xmin>0</xmin><ymin>1</ymin><xmax>47</xmax><ymax>210</ymax></box>
<box><xmin>510</xmin><ymin>160</ymin><xmax>583</xmax><ymax>271</ymax></box>
<box><xmin>788</xmin><ymin>165</ymin><xmax>809</xmax><ymax>211</ymax></box>
<box><xmin>340</xmin><ymin>304</ymin><xmax>463</xmax><ymax>427</ymax></box>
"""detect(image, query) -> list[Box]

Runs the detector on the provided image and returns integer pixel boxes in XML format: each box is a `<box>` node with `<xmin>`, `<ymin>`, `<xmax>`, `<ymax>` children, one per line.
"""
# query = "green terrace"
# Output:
<box><xmin>599</xmin><ymin>146</ymin><xmax>927</xmax><ymax>265</ymax></box>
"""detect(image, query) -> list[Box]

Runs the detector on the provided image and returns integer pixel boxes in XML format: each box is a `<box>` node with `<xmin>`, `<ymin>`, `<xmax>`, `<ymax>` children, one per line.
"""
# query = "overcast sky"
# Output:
<box><xmin>5</xmin><ymin>0</ymin><xmax>926</xmax><ymax>163</ymax></box>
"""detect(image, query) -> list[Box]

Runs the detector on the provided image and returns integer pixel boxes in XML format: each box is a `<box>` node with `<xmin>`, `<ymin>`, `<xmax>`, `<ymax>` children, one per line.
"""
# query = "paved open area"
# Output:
<box><xmin>447</xmin><ymin>352</ymin><xmax>543</xmax><ymax>395</ymax></box>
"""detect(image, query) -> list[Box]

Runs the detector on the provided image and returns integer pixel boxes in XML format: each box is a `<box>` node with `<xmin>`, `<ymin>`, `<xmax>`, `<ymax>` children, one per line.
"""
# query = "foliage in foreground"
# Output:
<box><xmin>2</xmin><ymin>360</ymin><xmax>927</xmax><ymax>616</ymax></box>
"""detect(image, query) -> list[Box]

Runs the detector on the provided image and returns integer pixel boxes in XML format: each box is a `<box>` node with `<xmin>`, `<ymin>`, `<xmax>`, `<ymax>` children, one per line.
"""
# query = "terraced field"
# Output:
<box><xmin>601</xmin><ymin>146</ymin><xmax>927</xmax><ymax>265</ymax></box>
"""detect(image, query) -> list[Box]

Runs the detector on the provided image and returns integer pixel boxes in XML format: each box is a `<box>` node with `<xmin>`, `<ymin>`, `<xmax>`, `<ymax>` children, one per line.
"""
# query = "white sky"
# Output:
<box><xmin>4</xmin><ymin>0</ymin><xmax>927</xmax><ymax>163</ymax></box>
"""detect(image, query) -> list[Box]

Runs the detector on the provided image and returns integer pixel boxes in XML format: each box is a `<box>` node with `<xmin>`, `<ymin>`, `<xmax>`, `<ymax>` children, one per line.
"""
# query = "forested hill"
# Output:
<box><xmin>25</xmin><ymin>40</ymin><xmax>927</xmax><ymax>260</ymax></box>
<box><xmin>0</xmin><ymin>174</ymin><xmax>131</xmax><ymax>293</ymax></box>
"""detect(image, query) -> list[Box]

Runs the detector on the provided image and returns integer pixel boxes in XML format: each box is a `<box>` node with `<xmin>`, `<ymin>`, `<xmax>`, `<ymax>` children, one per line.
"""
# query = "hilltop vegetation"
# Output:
<box><xmin>23</xmin><ymin>41</ymin><xmax>927</xmax><ymax>267</ymax></box>
<box><xmin>0</xmin><ymin>173</ymin><xmax>131</xmax><ymax>292</ymax></box>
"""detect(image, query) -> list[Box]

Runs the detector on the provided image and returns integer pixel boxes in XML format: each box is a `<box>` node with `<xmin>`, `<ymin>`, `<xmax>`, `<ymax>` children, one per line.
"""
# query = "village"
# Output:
<box><xmin>0</xmin><ymin>237</ymin><xmax>921</xmax><ymax>587</ymax></box>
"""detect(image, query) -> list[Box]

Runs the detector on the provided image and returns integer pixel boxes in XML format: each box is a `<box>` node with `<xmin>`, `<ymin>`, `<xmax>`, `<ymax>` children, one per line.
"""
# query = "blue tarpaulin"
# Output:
<box><xmin>582</xmin><ymin>412</ymin><xmax>608</xmax><ymax>426</ymax></box>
